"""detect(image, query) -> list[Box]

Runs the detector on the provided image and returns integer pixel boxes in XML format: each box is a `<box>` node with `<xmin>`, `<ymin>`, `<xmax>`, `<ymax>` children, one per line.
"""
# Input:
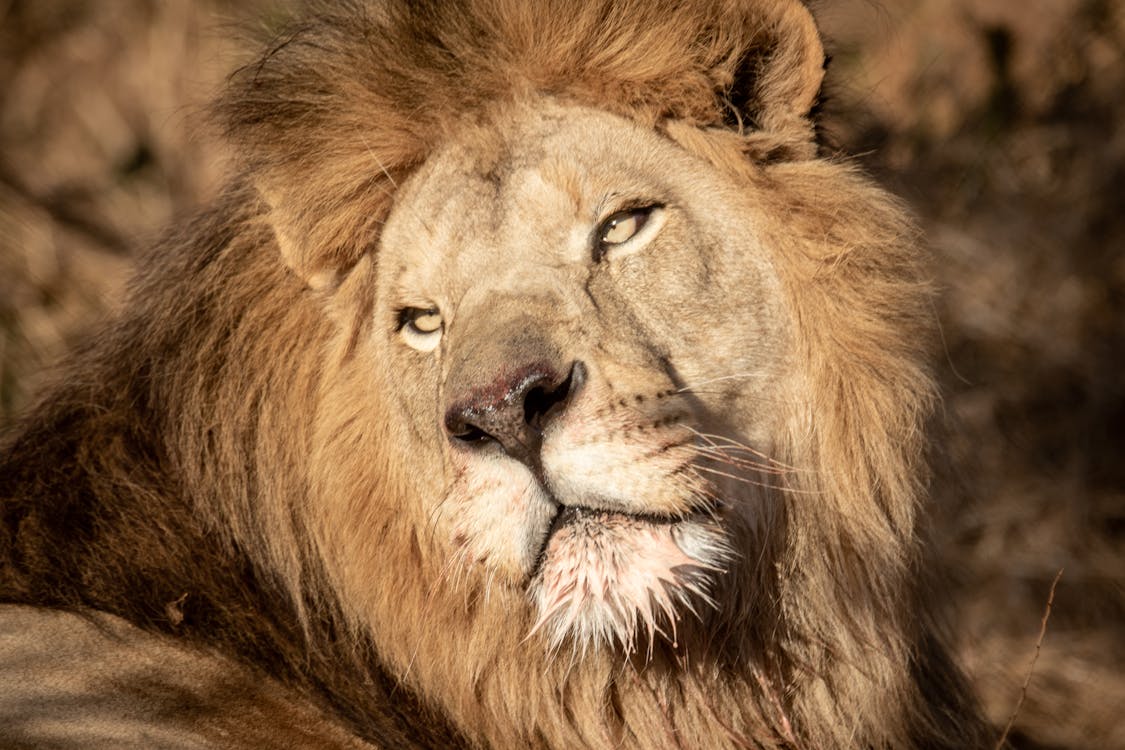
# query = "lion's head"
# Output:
<box><xmin>0</xmin><ymin>0</ymin><xmax>989</xmax><ymax>748</ymax></box>
<box><xmin>359</xmin><ymin>98</ymin><xmax>793</xmax><ymax>649</ymax></box>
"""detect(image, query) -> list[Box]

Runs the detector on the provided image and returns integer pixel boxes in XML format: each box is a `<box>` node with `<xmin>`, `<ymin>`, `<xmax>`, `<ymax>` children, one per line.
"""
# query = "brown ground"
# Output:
<box><xmin>1</xmin><ymin>1</ymin><xmax>1122</xmax><ymax>747</ymax></box>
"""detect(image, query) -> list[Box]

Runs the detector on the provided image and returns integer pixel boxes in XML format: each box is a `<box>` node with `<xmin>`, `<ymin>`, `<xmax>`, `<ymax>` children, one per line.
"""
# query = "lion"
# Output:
<box><xmin>0</xmin><ymin>0</ymin><xmax>992</xmax><ymax>747</ymax></box>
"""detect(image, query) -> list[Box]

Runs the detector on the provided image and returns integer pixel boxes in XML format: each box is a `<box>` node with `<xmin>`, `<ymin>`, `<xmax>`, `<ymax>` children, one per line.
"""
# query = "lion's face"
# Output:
<box><xmin>356</xmin><ymin>101</ymin><xmax>794</xmax><ymax>652</ymax></box>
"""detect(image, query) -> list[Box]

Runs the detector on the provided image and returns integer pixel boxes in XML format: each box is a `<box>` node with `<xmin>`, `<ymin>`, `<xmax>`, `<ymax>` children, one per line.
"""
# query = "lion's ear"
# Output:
<box><xmin>219</xmin><ymin>37</ymin><xmax>413</xmax><ymax>294</ymax></box>
<box><xmin>237</xmin><ymin>141</ymin><xmax>408</xmax><ymax>291</ymax></box>
<box><xmin>251</xmin><ymin>169</ymin><xmax>395</xmax><ymax>293</ymax></box>
<box><xmin>716</xmin><ymin>1</ymin><xmax>826</xmax><ymax>159</ymax></box>
<box><xmin>257</xmin><ymin>180</ymin><xmax>354</xmax><ymax>293</ymax></box>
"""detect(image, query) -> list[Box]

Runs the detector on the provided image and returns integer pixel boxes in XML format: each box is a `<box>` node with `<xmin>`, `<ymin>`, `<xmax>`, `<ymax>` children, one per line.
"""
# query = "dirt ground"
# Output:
<box><xmin>1</xmin><ymin>1</ymin><xmax>1122</xmax><ymax>748</ymax></box>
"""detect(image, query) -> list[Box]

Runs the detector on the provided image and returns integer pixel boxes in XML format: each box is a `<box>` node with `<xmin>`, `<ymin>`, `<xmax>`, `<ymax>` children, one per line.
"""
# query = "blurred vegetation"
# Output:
<box><xmin>1</xmin><ymin>1</ymin><xmax>1122</xmax><ymax>747</ymax></box>
<box><xmin>819</xmin><ymin>2</ymin><xmax>1125</xmax><ymax>747</ymax></box>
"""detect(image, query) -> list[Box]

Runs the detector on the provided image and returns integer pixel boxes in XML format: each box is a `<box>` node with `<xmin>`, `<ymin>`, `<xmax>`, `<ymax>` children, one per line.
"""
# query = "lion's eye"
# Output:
<box><xmin>398</xmin><ymin>307</ymin><xmax>443</xmax><ymax>352</ymax></box>
<box><xmin>601</xmin><ymin>211</ymin><xmax>646</xmax><ymax>245</ymax></box>
<box><xmin>594</xmin><ymin>205</ymin><xmax>665</xmax><ymax>260</ymax></box>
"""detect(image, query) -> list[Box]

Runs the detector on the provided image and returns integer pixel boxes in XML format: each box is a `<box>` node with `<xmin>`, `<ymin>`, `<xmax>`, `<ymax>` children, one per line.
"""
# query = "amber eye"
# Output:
<box><xmin>601</xmin><ymin>210</ymin><xmax>647</xmax><ymax>244</ymax></box>
<box><xmin>398</xmin><ymin>307</ymin><xmax>443</xmax><ymax>352</ymax></box>
<box><xmin>594</xmin><ymin>205</ymin><xmax>665</xmax><ymax>260</ymax></box>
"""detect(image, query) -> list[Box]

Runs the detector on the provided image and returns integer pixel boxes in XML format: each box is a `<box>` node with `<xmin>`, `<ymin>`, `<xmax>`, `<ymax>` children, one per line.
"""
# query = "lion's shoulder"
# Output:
<box><xmin>0</xmin><ymin>605</ymin><xmax>371</xmax><ymax>750</ymax></box>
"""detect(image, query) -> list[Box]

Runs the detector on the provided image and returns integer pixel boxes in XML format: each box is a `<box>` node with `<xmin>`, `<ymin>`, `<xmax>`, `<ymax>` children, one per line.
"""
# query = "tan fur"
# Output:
<box><xmin>0</xmin><ymin>607</ymin><xmax>369</xmax><ymax>749</ymax></box>
<box><xmin>0</xmin><ymin>1</ymin><xmax>992</xmax><ymax>748</ymax></box>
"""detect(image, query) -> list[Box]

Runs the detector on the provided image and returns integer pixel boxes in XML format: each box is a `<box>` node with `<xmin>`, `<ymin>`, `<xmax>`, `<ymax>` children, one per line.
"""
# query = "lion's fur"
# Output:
<box><xmin>0</xmin><ymin>1</ymin><xmax>991</xmax><ymax>748</ymax></box>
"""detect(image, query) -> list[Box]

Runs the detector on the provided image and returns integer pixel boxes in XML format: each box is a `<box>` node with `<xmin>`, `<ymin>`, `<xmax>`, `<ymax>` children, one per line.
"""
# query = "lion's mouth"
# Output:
<box><xmin>526</xmin><ymin>504</ymin><xmax>730</xmax><ymax>652</ymax></box>
<box><xmin>531</xmin><ymin>505</ymin><xmax>686</xmax><ymax>573</ymax></box>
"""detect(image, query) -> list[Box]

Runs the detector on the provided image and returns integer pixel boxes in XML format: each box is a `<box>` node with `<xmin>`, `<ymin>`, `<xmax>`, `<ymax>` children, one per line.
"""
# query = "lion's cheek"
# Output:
<box><xmin>444</xmin><ymin>454</ymin><xmax>557</xmax><ymax>580</ymax></box>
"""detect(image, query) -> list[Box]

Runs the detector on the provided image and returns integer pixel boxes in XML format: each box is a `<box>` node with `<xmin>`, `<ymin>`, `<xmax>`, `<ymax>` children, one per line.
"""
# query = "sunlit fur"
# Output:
<box><xmin>0</xmin><ymin>1</ymin><xmax>993</xmax><ymax>748</ymax></box>
<box><xmin>528</xmin><ymin>510</ymin><xmax>731</xmax><ymax>656</ymax></box>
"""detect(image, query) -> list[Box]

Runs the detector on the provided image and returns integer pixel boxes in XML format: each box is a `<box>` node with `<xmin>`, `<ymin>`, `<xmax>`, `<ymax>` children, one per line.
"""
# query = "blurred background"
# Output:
<box><xmin>0</xmin><ymin>1</ymin><xmax>1122</xmax><ymax>747</ymax></box>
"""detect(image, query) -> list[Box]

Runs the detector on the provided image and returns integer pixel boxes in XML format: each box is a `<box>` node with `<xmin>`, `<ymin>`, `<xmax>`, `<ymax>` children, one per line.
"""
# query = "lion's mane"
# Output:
<box><xmin>0</xmin><ymin>1</ymin><xmax>989</xmax><ymax>748</ymax></box>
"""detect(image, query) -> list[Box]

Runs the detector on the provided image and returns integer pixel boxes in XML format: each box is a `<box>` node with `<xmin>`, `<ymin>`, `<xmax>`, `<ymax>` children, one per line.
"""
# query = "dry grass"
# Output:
<box><xmin>2</xmin><ymin>1</ymin><xmax>1122</xmax><ymax>747</ymax></box>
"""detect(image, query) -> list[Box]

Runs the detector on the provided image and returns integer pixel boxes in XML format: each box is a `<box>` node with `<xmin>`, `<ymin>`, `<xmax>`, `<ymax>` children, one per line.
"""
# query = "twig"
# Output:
<box><xmin>993</xmin><ymin>568</ymin><xmax>1062</xmax><ymax>750</ymax></box>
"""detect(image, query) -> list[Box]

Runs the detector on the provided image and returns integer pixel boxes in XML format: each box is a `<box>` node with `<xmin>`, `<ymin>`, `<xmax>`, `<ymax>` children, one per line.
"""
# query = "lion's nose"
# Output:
<box><xmin>444</xmin><ymin>361</ymin><xmax>585</xmax><ymax>466</ymax></box>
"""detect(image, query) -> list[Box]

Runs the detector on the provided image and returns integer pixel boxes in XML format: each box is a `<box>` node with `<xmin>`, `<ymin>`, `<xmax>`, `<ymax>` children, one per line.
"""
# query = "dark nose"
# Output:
<box><xmin>444</xmin><ymin>361</ymin><xmax>586</xmax><ymax>466</ymax></box>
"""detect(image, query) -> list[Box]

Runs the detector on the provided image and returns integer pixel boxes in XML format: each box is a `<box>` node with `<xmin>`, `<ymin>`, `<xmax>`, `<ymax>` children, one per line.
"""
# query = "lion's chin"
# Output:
<box><xmin>527</xmin><ymin>507</ymin><xmax>729</xmax><ymax>655</ymax></box>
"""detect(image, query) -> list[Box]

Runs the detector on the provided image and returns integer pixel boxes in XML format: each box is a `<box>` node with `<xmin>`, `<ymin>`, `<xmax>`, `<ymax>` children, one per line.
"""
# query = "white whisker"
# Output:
<box><xmin>686</xmin><ymin>426</ymin><xmax>803</xmax><ymax>472</ymax></box>
<box><xmin>673</xmin><ymin>372</ymin><xmax>770</xmax><ymax>391</ymax></box>
<box><xmin>689</xmin><ymin>464</ymin><xmax>821</xmax><ymax>496</ymax></box>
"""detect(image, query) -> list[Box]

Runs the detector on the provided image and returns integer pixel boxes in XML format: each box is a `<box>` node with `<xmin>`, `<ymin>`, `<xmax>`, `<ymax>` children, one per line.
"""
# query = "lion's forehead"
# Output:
<box><xmin>380</xmin><ymin>102</ymin><xmax>693</xmax><ymax>287</ymax></box>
